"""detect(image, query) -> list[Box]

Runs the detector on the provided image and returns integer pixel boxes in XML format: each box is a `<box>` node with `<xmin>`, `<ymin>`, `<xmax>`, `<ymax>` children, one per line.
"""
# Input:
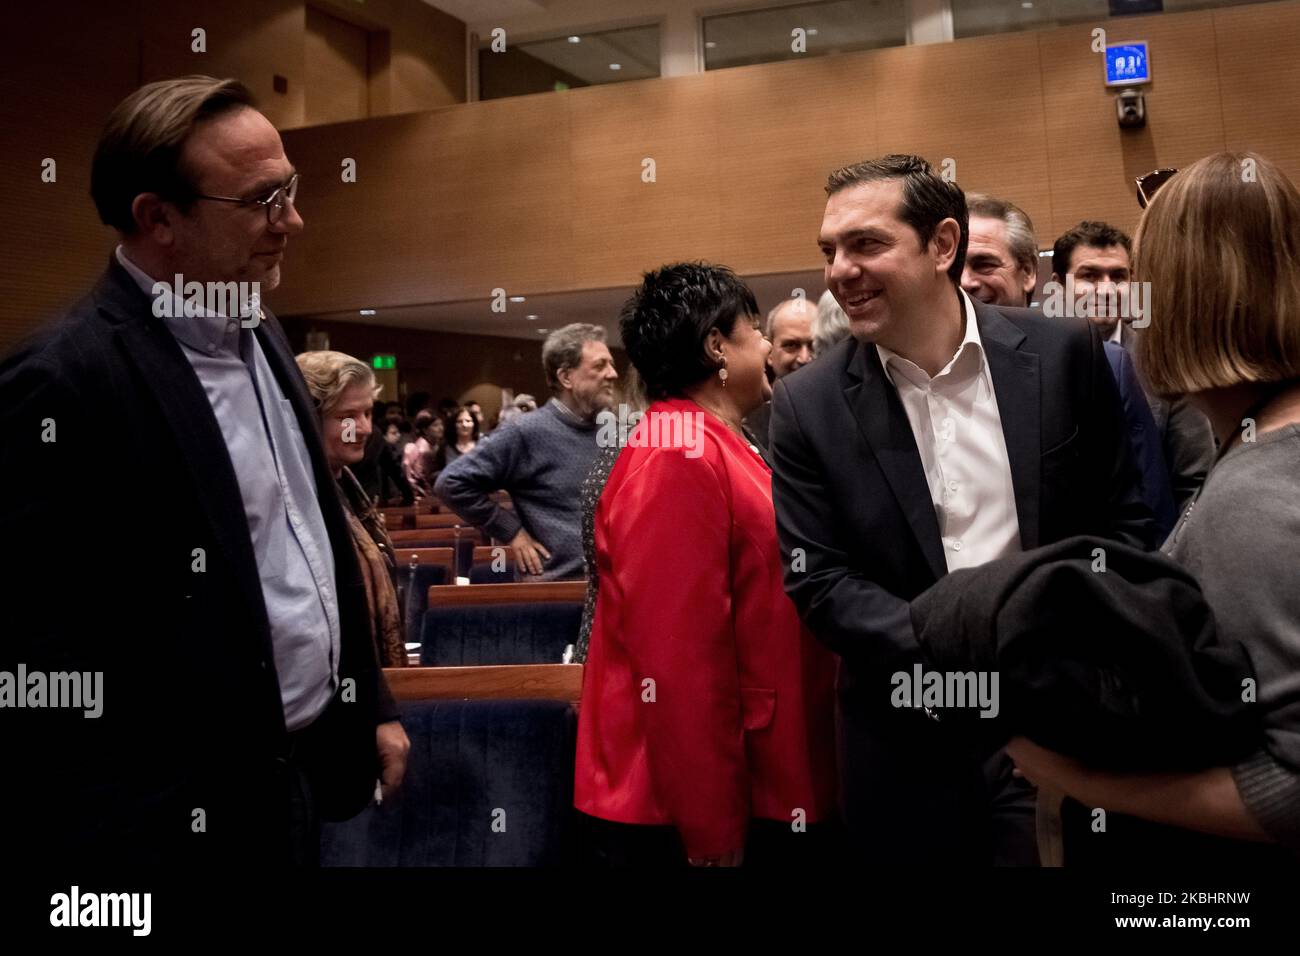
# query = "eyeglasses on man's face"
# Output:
<box><xmin>1136</xmin><ymin>168</ymin><xmax>1178</xmax><ymax>209</ymax></box>
<box><xmin>190</xmin><ymin>173</ymin><xmax>300</xmax><ymax>224</ymax></box>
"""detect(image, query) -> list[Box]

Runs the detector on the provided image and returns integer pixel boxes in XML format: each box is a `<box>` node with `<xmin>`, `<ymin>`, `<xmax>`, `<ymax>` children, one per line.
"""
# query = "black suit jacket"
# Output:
<box><xmin>769</xmin><ymin>294</ymin><xmax>1154</xmax><ymax>860</ymax></box>
<box><xmin>0</xmin><ymin>257</ymin><xmax>394</xmax><ymax>866</ymax></box>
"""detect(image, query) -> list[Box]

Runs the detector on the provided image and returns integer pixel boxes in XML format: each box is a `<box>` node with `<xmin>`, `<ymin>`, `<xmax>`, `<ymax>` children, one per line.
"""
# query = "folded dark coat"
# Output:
<box><xmin>909</xmin><ymin>535</ymin><xmax>1259</xmax><ymax>771</ymax></box>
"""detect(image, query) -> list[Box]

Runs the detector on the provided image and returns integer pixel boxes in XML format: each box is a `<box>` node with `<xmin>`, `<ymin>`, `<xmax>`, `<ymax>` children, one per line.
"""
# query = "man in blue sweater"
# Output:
<box><xmin>436</xmin><ymin>324</ymin><xmax>617</xmax><ymax>579</ymax></box>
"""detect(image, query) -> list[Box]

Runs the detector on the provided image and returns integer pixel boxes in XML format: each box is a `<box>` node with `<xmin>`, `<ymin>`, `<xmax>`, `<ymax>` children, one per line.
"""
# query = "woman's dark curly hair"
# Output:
<box><xmin>619</xmin><ymin>262</ymin><xmax>759</xmax><ymax>400</ymax></box>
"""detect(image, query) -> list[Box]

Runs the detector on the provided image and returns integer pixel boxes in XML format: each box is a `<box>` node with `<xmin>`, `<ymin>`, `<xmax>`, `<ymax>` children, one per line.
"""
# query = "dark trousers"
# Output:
<box><xmin>283</xmin><ymin>715</ymin><xmax>331</xmax><ymax>867</ymax></box>
<box><xmin>578</xmin><ymin>813</ymin><xmax>845</xmax><ymax>868</ymax></box>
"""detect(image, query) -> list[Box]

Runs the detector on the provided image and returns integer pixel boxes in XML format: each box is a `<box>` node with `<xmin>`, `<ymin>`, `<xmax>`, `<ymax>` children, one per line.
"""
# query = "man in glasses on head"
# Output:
<box><xmin>0</xmin><ymin>76</ymin><xmax>407</xmax><ymax>867</ymax></box>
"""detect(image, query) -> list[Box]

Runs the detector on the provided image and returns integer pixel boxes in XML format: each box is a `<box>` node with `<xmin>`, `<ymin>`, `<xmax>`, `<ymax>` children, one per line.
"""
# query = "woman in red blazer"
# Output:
<box><xmin>575</xmin><ymin>263</ymin><xmax>838</xmax><ymax>867</ymax></box>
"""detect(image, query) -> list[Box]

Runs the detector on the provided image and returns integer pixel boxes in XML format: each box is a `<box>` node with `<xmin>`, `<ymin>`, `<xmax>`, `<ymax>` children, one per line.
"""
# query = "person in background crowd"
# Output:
<box><xmin>296</xmin><ymin>351</ymin><xmax>411</xmax><ymax>671</ymax></box>
<box><xmin>496</xmin><ymin>391</ymin><xmax>539</xmax><ymax>429</ymax></box>
<box><xmin>1010</xmin><ymin>151</ymin><xmax>1300</xmax><ymax>863</ymax></box>
<box><xmin>962</xmin><ymin>198</ymin><xmax>1175</xmax><ymax>537</ymax></box>
<box><xmin>0</xmin><ymin>75</ymin><xmax>404</xmax><ymax>867</ymax></box>
<box><xmin>1051</xmin><ymin>220</ymin><xmax>1215</xmax><ymax>519</ymax></box>
<box><xmin>744</xmin><ymin>295</ymin><xmax>818</xmax><ymax>453</ymax></box>
<box><xmin>436</xmin><ymin>324</ymin><xmax>616</xmax><ymax>580</ymax></box>
<box><xmin>350</xmin><ymin>400</ymin><xmax>414</xmax><ymax>507</ymax></box>
<box><xmin>575</xmin><ymin>366</ymin><xmax>647</xmax><ymax>664</ymax></box>
<box><xmin>962</xmin><ymin>194</ymin><xmax>1038</xmax><ymax>308</ymax></box>
<box><xmin>813</xmin><ymin>288</ymin><xmax>850</xmax><ymax>357</ymax></box>
<box><xmin>441</xmin><ymin>405</ymin><xmax>479</xmax><ymax>467</ymax></box>
<box><xmin>466</xmin><ymin>400</ymin><xmax>487</xmax><ymax>435</ymax></box>
<box><xmin>576</xmin><ymin>263</ymin><xmax>838</xmax><ymax>866</ymax></box>
<box><xmin>772</xmin><ymin>154</ymin><xmax>1153</xmax><ymax>867</ymax></box>
<box><xmin>403</xmin><ymin>409</ymin><xmax>443</xmax><ymax>500</ymax></box>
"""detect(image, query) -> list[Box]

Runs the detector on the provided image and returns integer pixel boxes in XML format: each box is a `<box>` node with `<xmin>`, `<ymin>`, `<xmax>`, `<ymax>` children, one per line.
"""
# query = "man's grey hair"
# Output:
<box><xmin>814</xmin><ymin>290</ymin><xmax>850</xmax><ymax>357</ymax></box>
<box><xmin>542</xmin><ymin>323</ymin><xmax>606</xmax><ymax>392</ymax></box>
<box><xmin>765</xmin><ymin>296</ymin><xmax>817</xmax><ymax>339</ymax></box>
<box><xmin>966</xmin><ymin>193</ymin><xmax>1039</xmax><ymax>278</ymax></box>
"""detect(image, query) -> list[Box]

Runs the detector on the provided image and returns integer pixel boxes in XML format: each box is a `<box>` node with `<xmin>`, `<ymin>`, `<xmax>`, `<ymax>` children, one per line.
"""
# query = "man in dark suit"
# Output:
<box><xmin>1050</xmin><ymin>220</ymin><xmax>1215</xmax><ymax>519</ymax></box>
<box><xmin>0</xmin><ymin>76</ymin><xmax>407</xmax><ymax>867</ymax></box>
<box><xmin>770</xmin><ymin>155</ymin><xmax>1153</xmax><ymax>865</ymax></box>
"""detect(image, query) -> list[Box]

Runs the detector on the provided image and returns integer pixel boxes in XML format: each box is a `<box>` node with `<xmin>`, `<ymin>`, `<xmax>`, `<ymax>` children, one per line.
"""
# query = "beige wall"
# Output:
<box><xmin>265</xmin><ymin>1</ymin><xmax>1300</xmax><ymax>321</ymax></box>
<box><xmin>0</xmin><ymin>0</ymin><xmax>465</xmax><ymax>351</ymax></box>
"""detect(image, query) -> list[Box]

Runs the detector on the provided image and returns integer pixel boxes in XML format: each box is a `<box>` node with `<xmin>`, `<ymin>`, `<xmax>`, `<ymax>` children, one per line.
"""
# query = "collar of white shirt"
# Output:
<box><xmin>874</xmin><ymin>288</ymin><xmax>988</xmax><ymax>391</ymax></box>
<box><xmin>115</xmin><ymin>245</ymin><xmax>248</xmax><ymax>357</ymax></box>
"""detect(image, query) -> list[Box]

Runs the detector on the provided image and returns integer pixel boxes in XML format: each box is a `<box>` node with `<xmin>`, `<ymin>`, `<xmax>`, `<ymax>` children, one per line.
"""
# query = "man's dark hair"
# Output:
<box><xmin>825</xmin><ymin>154</ymin><xmax>969</xmax><ymax>285</ymax></box>
<box><xmin>620</xmin><ymin>262</ymin><xmax>759</xmax><ymax>400</ymax></box>
<box><xmin>413</xmin><ymin>409</ymin><xmax>438</xmax><ymax>438</ymax></box>
<box><xmin>1052</xmin><ymin>221</ymin><xmax>1132</xmax><ymax>279</ymax></box>
<box><xmin>91</xmin><ymin>75</ymin><xmax>256</xmax><ymax>233</ymax></box>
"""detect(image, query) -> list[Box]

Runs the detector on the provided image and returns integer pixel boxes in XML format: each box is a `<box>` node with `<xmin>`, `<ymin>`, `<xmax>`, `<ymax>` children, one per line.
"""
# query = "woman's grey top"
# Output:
<box><xmin>1165</xmin><ymin>423</ymin><xmax>1300</xmax><ymax>852</ymax></box>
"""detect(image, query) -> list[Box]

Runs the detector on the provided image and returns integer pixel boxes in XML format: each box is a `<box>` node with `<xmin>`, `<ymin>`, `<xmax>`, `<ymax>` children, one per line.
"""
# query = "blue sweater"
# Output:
<box><xmin>434</xmin><ymin>398</ymin><xmax>600</xmax><ymax>580</ymax></box>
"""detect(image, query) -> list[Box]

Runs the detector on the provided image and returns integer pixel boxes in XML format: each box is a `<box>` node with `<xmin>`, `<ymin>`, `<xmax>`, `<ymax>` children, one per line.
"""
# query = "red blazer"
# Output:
<box><xmin>575</xmin><ymin>397</ymin><xmax>838</xmax><ymax>858</ymax></box>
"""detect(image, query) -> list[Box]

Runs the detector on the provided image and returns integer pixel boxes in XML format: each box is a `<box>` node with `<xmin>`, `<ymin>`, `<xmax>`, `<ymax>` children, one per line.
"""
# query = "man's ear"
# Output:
<box><xmin>1022</xmin><ymin>264</ymin><xmax>1038</xmax><ymax>299</ymax></box>
<box><xmin>556</xmin><ymin>366</ymin><xmax>574</xmax><ymax>391</ymax></box>
<box><xmin>130</xmin><ymin>193</ymin><xmax>177</xmax><ymax>246</ymax></box>
<box><xmin>931</xmin><ymin>217</ymin><xmax>961</xmax><ymax>277</ymax></box>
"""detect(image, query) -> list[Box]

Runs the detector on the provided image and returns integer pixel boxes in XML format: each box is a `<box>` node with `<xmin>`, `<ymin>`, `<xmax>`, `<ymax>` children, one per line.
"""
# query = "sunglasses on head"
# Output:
<box><xmin>1136</xmin><ymin>167</ymin><xmax>1179</xmax><ymax>209</ymax></box>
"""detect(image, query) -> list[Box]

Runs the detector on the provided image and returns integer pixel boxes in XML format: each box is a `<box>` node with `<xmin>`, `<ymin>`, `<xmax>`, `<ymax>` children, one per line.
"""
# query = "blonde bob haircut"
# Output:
<box><xmin>1134</xmin><ymin>151</ymin><xmax>1300</xmax><ymax>397</ymax></box>
<box><xmin>294</xmin><ymin>350</ymin><xmax>381</xmax><ymax>415</ymax></box>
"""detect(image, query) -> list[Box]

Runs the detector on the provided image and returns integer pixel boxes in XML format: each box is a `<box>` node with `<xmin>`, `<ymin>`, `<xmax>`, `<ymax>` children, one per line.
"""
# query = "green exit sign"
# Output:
<box><xmin>372</xmin><ymin>354</ymin><xmax>396</xmax><ymax>370</ymax></box>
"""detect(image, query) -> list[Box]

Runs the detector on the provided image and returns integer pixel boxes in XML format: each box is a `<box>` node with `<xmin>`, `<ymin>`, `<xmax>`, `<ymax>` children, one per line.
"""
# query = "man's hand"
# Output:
<box><xmin>509</xmin><ymin>528</ymin><xmax>551</xmax><ymax>577</ymax></box>
<box><xmin>376</xmin><ymin>720</ymin><xmax>410</xmax><ymax>800</ymax></box>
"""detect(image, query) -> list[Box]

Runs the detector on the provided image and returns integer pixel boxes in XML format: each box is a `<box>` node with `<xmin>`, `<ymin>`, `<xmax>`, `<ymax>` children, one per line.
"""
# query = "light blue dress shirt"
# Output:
<box><xmin>116</xmin><ymin>246</ymin><xmax>339</xmax><ymax>731</ymax></box>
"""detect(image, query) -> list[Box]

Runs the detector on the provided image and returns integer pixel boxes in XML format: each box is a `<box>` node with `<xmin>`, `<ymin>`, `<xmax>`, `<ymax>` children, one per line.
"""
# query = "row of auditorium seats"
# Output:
<box><xmin>321</xmin><ymin>664</ymin><xmax>583</xmax><ymax>866</ymax></box>
<box><xmin>322</xmin><ymin>502</ymin><xmax>588</xmax><ymax>864</ymax></box>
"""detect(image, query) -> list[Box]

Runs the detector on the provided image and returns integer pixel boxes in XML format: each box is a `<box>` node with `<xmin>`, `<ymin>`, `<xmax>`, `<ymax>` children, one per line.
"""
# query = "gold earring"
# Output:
<box><xmin>718</xmin><ymin>359</ymin><xmax>728</xmax><ymax>387</ymax></box>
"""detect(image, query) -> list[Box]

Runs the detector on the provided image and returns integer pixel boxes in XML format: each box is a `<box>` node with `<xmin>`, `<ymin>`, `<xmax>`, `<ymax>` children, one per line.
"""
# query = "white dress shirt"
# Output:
<box><xmin>876</xmin><ymin>290</ymin><xmax>1021</xmax><ymax>571</ymax></box>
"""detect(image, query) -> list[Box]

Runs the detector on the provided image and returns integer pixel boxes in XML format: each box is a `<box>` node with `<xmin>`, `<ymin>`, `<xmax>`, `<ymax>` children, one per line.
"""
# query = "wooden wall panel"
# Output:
<box><xmin>304</xmin><ymin>5</ymin><xmax>371</xmax><ymax>126</ymax></box>
<box><xmin>712</xmin><ymin>55</ymin><xmax>880</xmax><ymax>275</ymax></box>
<box><xmin>1039</xmin><ymin>11</ymin><xmax>1226</xmax><ymax>244</ymax></box>
<box><xmin>0</xmin><ymin>0</ymin><xmax>467</xmax><ymax>353</ymax></box>
<box><xmin>0</xmin><ymin>0</ymin><xmax>139</xmax><ymax>349</ymax></box>
<box><xmin>274</xmin><ymin>93</ymin><xmax>574</xmax><ymax>314</ymax></box>
<box><xmin>873</xmin><ymin>31</ymin><xmax>1055</xmax><ymax>249</ymax></box>
<box><xmin>565</xmin><ymin>76</ymin><xmax>724</xmax><ymax>287</ymax></box>
<box><xmin>1214</xmin><ymin>2</ymin><xmax>1300</xmax><ymax>186</ymax></box>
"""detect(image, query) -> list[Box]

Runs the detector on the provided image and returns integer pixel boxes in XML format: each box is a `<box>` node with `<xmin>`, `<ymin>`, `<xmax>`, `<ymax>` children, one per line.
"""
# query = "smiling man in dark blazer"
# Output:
<box><xmin>770</xmin><ymin>155</ymin><xmax>1154</xmax><ymax>866</ymax></box>
<box><xmin>0</xmin><ymin>76</ymin><xmax>406</xmax><ymax>867</ymax></box>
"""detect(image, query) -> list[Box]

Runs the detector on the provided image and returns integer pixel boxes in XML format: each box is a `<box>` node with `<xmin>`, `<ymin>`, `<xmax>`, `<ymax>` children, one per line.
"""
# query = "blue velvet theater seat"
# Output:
<box><xmin>420</xmin><ymin>602</ymin><xmax>581</xmax><ymax>666</ymax></box>
<box><xmin>320</xmin><ymin>698</ymin><xmax>577</xmax><ymax>866</ymax></box>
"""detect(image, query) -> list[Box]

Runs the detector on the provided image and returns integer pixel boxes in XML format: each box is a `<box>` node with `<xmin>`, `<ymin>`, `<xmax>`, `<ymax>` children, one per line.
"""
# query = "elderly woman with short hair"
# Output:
<box><xmin>295</xmin><ymin>350</ymin><xmax>408</xmax><ymax>669</ymax></box>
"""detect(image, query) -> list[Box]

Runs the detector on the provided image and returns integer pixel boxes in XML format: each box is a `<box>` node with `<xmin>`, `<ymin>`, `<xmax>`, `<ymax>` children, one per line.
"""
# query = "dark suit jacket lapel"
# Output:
<box><xmin>97</xmin><ymin>259</ymin><xmax>272</xmax><ymax>637</ymax></box>
<box><xmin>976</xmin><ymin>301</ymin><xmax>1042</xmax><ymax>550</ymax></box>
<box><xmin>843</xmin><ymin>341</ymin><xmax>947</xmax><ymax>580</ymax></box>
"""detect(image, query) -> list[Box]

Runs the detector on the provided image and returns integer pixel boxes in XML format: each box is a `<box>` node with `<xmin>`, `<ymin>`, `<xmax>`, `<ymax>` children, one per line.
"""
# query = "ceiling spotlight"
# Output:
<box><xmin>609</xmin><ymin>63</ymin><xmax>622</xmax><ymax>71</ymax></box>
<box><xmin>359</xmin><ymin>309</ymin><xmax>376</xmax><ymax>315</ymax></box>
<box><xmin>705</xmin><ymin>41</ymin><xmax>717</xmax><ymax>49</ymax></box>
<box><xmin>525</xmin><ymin>314</ymin><xmax>539</xmax><ymax>320</ymax></box>
<box><xmin>537</xmin><ymin>328</ymin><xmax>549</xmax><ymax>333</ymax></box>
<box><xmin>509</xmin><ymin>296</ymin><xmax>526</xmax><ymax>303</ymax></box>
<box><xmin>806</xmin><ymin>28</ymin><xmax>819</xmax><ymax>36</ymax></box>
<box><xmin>1021</xmin><ymin>1</ymin><xmax>1033</xmax><ymax>6</ymax></box>
<box><xmin>567</xmin><ymin>35</ymin><xmax>581</xmax><ymax>43</ymax></box>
